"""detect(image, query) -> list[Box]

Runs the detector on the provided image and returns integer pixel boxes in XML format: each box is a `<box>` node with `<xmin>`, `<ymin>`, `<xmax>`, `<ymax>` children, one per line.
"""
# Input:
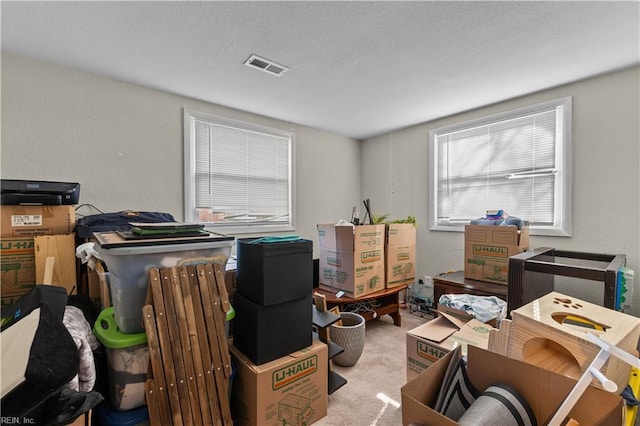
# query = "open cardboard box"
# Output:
<box><xmin>401</xmin><ymin>345</ymin><xmax>624</xmax><ymax>426</ymax></box>
<box><xmin>406</xmin><ymin>310</ymin><xmax>493</xmax><ymax>381</ymax></box>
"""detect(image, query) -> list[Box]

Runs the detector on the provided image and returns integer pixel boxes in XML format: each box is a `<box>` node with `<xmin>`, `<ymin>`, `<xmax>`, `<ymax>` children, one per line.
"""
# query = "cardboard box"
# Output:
<box><xmin>1</xmin><ymin>236</ymin><xmax>36</xmax><ymax>294</ymax></box>
<box><xmin>236</xmin><ymin>238</ymin><xmax>313</xmax><ymax>306</ymax></box>
<box><xmin>1</xmin><ymin>234</ymin><xmax>77</xmax><ymax>295</ymax></box>
<box><xmin>385</xmin><ymin>223</ymin><xmax>417</xmax><ymax>288</ymax></box>
<box><xmin>464</xmin><ymin>225</ymin><xmax>529</xmax><ymax>284</ymax></box>
<box><xmin>406</xmin><ymin>312</ymin><xmax>493</xmax><ymax>381</ymax></box>
<box><xmin>385</xmin><ymin>245</ymin><xmax>416</xmax><ymax>288</ymax></box>
<box><xmin>87</xmin><ymin>261</ymin><xmax>110</xmax><ymax>310</ymax></box>
<box><xmin>0</xmin><ymin>205</ymin><xmax>75</xmax><ymax>237</ymax></box>
<box><xmin>318</xmin><ymin>247</ymin><xmax>385</xmax><ymax>298</ymax></box>
<box><xmin>401</xmin><ymin>345</ymin><xmax>623</xmax><ymax>426</ymax></box>
<box><xmin>230</xmin><ymin>340</ymin><xmax>328</xmax><ymax>426</ymax></box>
<box><xmin>317</xmin><ymin>223</ymin><xmax>386</xmax><ymax>297</ymax></box>
<box><xmin>317</xmin><ymin>224</ymin><xmax>385</xmax><ymax>251</ymax></box>
<box><xmin>386</xmin><ymin>223</ymin><xmax>416</xmax><ymax>247</ymax></box>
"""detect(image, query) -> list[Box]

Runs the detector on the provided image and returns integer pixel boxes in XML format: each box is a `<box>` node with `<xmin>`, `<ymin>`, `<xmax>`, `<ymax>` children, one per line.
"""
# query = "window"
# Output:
<box><xmin>429</xmin><ymin>97</ymin><xmax>572</xmax><ymax>236</ymax></box>
<box><xmin>184</xmin><ymin>109</ymin><xmax>295</xmax><ymax>234</ymax></box>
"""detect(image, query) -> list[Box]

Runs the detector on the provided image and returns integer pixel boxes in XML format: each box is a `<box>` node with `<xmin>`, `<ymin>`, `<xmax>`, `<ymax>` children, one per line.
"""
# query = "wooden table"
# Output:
<box><xmin>314</xmin><ymin>285</ymin><xmax>407</xmax><ymax>326</ymax></box>
<box><xmin>433</xmin><ymin>270</ymin><xmax>507</xmax><ymax>307</ymax></box>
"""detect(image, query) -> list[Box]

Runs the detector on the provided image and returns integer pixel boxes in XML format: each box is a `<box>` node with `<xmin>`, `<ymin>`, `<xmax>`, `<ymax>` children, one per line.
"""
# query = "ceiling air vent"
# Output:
<box><xmin>244</xmin><ymin>54</ymin><xmax>289</xmax><ymax>77</ymax></box>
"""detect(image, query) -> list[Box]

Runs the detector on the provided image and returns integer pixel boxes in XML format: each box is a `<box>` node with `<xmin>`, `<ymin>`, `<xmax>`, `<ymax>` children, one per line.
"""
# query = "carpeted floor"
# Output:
<box><xmin>314</xmin><ymin>308</ymin><xmax>432</xmax><ymax>426</ymax></box>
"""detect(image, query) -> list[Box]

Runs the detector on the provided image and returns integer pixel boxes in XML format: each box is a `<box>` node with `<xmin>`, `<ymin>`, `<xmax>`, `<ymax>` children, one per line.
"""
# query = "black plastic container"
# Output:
<box><xmin>236</xmin><ymin>238</ymin><xmax>313</xmax><ymax>305</ymax></box>
<box><xmin>233</xmin><ymin>292</ymin><xmax>312</xmax><ymax>365</ymax></box>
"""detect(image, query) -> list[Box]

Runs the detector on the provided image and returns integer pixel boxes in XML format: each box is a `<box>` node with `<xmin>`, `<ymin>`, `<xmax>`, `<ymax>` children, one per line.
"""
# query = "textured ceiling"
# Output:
<box><xmin>2</xmin><ymin>1</ymin><xmax>639</xmax><ymax>140</ymax></box>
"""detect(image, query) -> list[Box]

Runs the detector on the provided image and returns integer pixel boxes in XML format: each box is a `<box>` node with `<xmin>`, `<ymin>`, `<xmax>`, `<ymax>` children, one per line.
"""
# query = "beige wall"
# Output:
<box><xmin>0</xmin><ymin>52</ymin><xmax>361</xmax><ymax>254</ymax></box>
<box><xmin>361</xmin><ymin>66</ymin><xmax>640</xmax><ymax>314</ymax></box>
<box><xmin>2</xmin><ymin>53</ymin><xmax>639</xmax><ymax>314</ymax></box>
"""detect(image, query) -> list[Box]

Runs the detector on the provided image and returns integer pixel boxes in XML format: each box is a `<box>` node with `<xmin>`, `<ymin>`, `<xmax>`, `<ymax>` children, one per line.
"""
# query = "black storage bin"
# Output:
<box><xmin>233</xmin><ymin>292</ymin><xmax>312</xmax><ymax>365</ymax></box>
<box><xmin>236</xmin><ymin>238</ymin><xmax>313</xmax><ymax>305</ymax></box>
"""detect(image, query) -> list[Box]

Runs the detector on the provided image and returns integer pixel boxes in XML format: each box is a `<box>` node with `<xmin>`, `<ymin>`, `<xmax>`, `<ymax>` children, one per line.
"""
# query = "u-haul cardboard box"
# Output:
<box><xmin>1</xmin><ymin>236</ymin><xmax>36</xmax><ymax>295</ymax></box>
<box><xmin>1</xmin><ymin>234</ymin><xmax>77</xmax><ymax>296</ymax></box>
<box><xmin>401</xmin><ymin>345</ymin><xmax>623</xmax><ymax>426</ymax></box>
<box><xmin>317</xmin><ymin>223</ymin><xmax>385</xmax><ymax>251</ymax></box>
<box><xmin>230</xmin><ymin>340</ymin><xmax>328</xmax><ymax>426</ymax></box>
<box><xmin>385</xmin><ymin>223</ymin><xmax>416</xmax><ymax>288</ymax></box>
<box><xmin>464</xmin><ymin>225</ymin><xmax>529</xmax><ymax>284</ymax></box>
<box><xmin>318</xmin><ymin>247</ymin><xmax>385</xmax><ymax>298</ymax></box>
<box><xmin>317</xmin><ymin>224</ymin><xmax>386</xmax><ymax>297</ymax></box>
<box><xmin>406</xmin><ymin>312</ymin><xmax>493</xmax><ymax>381</ymax></box>
<box><xmin>386</xmin><ymin>223</ymin><xmax>416</xmax><ymax>247</ymax></box>
<box><xmin>0</xmin><ymin>205</ymin><xmax>75</xmax><ymax>237</ymax></box>
<box><xmin>385</xmin><ymin>245</ymin><xmax>416</xmax><ymax>288</ymax></box>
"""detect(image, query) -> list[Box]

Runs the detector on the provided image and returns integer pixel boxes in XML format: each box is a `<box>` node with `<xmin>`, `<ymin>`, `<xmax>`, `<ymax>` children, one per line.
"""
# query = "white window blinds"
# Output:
<box><xmin>430</xmin><ymin>97</ymin><xmax>572</xmax><ymax>236</ymax></box>
<box><xmin>185</xmin><ymin>109</ymin><xmax>293</xmax><ymax>230</ymax></box>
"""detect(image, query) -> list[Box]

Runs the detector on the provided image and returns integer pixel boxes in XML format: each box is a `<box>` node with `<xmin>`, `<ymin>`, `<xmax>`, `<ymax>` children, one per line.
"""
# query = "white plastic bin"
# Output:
<box><xmin>95</xmin><ymin>236</ymin><xmax>234</xmax><ymax>333</ymax></box>
<box><xmin>94</xmin><ymin>307</ymin><xmax>149</xmax><ymax>411</ymax></box>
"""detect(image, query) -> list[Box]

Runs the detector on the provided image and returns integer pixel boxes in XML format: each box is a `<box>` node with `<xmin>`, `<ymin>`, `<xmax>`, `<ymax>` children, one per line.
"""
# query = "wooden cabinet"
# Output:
<box><xmin>507</xmin><ymin>247</ymin><xmax>625</xmax><ymax>314</ymax></box>
<box><xmin>432</xmin><ymin>271</ymin><xmax>507</xmax><ymax>308</ymax></box>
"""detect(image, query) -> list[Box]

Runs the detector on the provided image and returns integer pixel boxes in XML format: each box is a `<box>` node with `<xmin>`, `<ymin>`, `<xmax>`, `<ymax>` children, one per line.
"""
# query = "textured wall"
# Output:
<box><xmin>1</xmin><ymin>52</ymin><xmax>361</xmax><ymax>255</ymax></box>
<box><xmin>361</xmin><ymin>66</ymin><xmax>640</xmax><ymax>315</ymax></box>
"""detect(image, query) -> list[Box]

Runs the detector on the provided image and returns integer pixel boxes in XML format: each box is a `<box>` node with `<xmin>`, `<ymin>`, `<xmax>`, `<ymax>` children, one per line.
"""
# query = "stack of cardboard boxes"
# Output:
<box><xmin>1</xmin><ymin>205</ymin><xmax>77</xmax><ymax>306</ymax></box>
<box><xmin>404</xmin><ymin>221</ymin><xmax>531</xmax><ymax>382</ymax></box>
<box><xmin>316</xmin><ymin>222</ymin><xmax>416</xmax><ymax>298</ymax></box>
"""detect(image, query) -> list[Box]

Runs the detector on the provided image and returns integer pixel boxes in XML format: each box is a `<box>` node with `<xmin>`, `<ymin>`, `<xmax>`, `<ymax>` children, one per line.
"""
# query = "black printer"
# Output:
<box><xmin>1</xmin><ymin>179</ymin><xmax>80</xmax><ymax>205</ymax></box>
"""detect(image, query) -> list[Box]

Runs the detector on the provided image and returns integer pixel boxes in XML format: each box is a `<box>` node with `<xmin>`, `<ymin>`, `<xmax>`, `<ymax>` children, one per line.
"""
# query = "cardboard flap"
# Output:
<box><xmin>408</xmin><ymin>314</ymin><xmax>461</xmax><ymax>343</ymax></box>
<box><xmin>438</xmin><ymin>311</ymin><xmax>469</xmax><ymax>329</ymax></box>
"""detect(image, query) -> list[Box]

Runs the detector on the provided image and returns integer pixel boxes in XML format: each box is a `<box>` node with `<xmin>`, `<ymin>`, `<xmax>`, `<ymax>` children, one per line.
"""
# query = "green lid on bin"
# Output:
<box><xmin>226</xmin><ymin>305</ymin><xmax>235</xmax><ymax>321</ymax></box>
<box><xmin>94</xmin><ymin>307</ymin><xmax>147</xmax><ymax>349</ymax></box>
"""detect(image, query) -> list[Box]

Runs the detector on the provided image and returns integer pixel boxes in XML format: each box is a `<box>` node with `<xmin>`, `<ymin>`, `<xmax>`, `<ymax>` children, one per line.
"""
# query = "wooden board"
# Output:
<box><xmin>145</xmin><ymin>263</ymin><xmax>233</xmax><ymax>425</ymax></box>
<box><xmin>159</xmin><ymin>268</ymin><xmax>194</xmax><ymax>425</ymax></box>
<box><xmin>186</xmin><ymin>265</ymin><xmax>222</xmax><ymax>424</ymax></box>
<box><xmin>148</xmin><ymin>269</ymin><xmax>183</xmax><ymax>426</ymax></box>
<box><xmin>196</xmin><ymin>264</ymin><xmax>232</xmax><ymax>425</ymax></box>
<box><xmin>142</xmin><ymin>305</ymin><xmax>172</xmax><ymax>424</ymax></box>
<box><xmin>174</xmin><ymin>266</ymin><xmax>210</xmax><ymax>425</ymax></box>
<box><xmin>34</xmin><ymin>233</ymin><xmax>77</xmax><ymax>293</ymax></box>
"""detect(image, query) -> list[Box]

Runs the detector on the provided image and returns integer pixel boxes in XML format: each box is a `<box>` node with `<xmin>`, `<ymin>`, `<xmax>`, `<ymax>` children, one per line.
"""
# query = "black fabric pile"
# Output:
<box><xmin>1</xmin><ymin>286</ymin><xmax>104</xmax><ymax>426</ymax></box>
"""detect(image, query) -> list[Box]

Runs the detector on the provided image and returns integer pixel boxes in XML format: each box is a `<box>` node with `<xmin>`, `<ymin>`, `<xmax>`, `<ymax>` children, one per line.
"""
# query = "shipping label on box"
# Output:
<box><xmin>386</xmin><ymin>223</ymin><xmax>416</xmax><ymax>247</ymax></box>
<box><xmin>318</xmin><ymin>247</ymin><xmax>385</xmax><ymax>298</ymax></box>
<box><xmin>464</xmin><ymin>225</ymin><xmax>529</xmax><ymax>284</ymax></box>
<box><xmin>1</xmin><ymin>237</ymin><xmax>36</xmax><ymax>294</ymax></box>
<box><xmin>0</xmin><ymin>205</ymin><xmax>75</xmax><ymax>237</ymax></box>
<box><xmin>230</xmin><ymin>340</ymin><xmax>328</xmax><ymax>426</ymax></box>
<box><xmin>317</xmin><ymin>224</ymin><xmax>385</xmax><ymax>252</ymax></box>
<box><xmin>406</xmin><ymin>312</ymin><xmax>493</xmax><ymax>381</ymax></box>
<box><xmin>385</xmin><ymin>245</ymin><xmax>416</xmax><ymax>288</ymax></box>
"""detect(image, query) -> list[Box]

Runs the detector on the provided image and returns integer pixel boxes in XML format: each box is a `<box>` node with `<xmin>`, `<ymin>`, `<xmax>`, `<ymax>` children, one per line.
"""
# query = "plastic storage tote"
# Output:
<box><xmin>95</xmin><ymin>236</ymin><xmax>234</xmax><ymax>333</ymax></box>
<box><xmin>94</xmin><ymin>307</ymin><xmax>149</xmax><ymax>411</ymax></box>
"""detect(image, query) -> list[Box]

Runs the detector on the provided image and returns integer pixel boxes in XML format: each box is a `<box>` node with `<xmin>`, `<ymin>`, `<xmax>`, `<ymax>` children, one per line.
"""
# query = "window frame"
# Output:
<box><xmin>428</xmin><ymin>97</ymin><xmax>572</xmax><ymax>237</ymax></box>
<box><xmin>183</xmin><ymin>108</ymin><xmax>296</xmax><ymax>235</ymax></box>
